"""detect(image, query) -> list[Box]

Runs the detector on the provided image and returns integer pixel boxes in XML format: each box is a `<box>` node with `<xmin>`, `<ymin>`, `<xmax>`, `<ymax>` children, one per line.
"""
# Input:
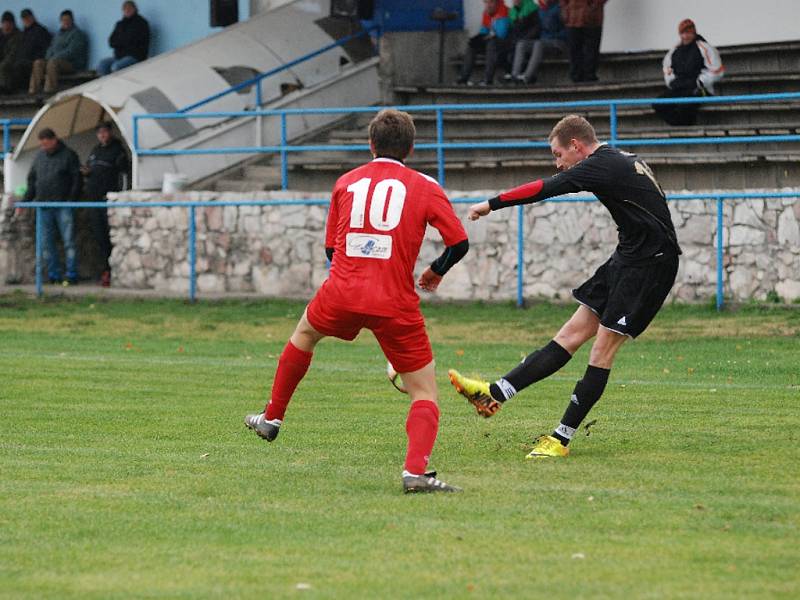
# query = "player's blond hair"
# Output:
<box><xmin>369</xmin><ymin>109</ymin><xmax>415</xmax><ymax>161</ymax></box>
<box><xmin>549</xmin><ymin>115</ymin><xmax>598</xmax><ymax>147</ymax></box>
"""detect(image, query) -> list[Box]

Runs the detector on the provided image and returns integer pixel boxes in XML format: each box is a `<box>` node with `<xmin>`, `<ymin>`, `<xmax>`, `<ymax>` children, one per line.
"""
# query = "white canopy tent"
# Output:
<box><xmin>5</xmin><ymin>0</ymin><xmax>379</xmax><ymax>191</ymax></box>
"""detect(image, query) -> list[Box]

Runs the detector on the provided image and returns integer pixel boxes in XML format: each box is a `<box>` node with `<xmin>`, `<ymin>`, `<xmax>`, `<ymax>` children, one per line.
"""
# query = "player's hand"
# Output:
<box><xmin>418</xmin><ymin>267</ymin><xmax>443</xmax><ymax>292</ymax></box>
<box><xmin>468</xmin><ymin>201</ymin><xmax>491</xmax><ymax>221</ymax></box>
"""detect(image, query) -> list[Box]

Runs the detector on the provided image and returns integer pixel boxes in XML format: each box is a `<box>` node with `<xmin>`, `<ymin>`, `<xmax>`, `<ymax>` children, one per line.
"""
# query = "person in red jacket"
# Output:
<box><xmin>457</xmin><ymin>0</ymin><xmax>512</xmax><ymax>86</ymax></box>
<box><xmin>560</xmin><ymin>0</ymin><xmax>607</xmax><ymax>82</ymax></box>
<box><xmin>244</xmin><ymin>109</ymin><xmax>470</xmax><ymax>493</ymax></box>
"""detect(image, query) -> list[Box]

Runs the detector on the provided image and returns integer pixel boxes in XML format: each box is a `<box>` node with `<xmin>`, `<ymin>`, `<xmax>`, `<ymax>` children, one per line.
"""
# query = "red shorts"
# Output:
<box><xmin>306</xmin><ymin>288</ymin><xmax>433</xmax><ymax>374</ymax></box>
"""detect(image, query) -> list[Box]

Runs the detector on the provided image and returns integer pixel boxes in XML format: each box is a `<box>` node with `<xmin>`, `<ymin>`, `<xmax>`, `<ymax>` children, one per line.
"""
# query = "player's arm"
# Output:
<box><xmin>324</xmin><ymin>188</ymin><xmax>340</xmax><ymax>262</ymax></box>
<box><xmin>467</xmin><ymin>174</ymin><xmax>581</xmax><ymax>220</ymax></box>
<box><xmin>419</xmin><ymin>187</ymin><xmax>469</xmax><ymax>292</ymax></box>
<box><xmin>469</xmin><ymin>154</ymin><xmax>611</xmax><ymax>220</ymax></box>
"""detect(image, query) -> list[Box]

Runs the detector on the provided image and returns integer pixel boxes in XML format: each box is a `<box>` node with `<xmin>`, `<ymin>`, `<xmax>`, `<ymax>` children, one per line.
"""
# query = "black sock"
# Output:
<box><xmin>489</xmin><ymin>340</ymin><xmax>572</xmax><ymax>402</ymax></box>
<box><xmin>552</xmin><ymin>365</ymin><xmax>610</xmax><ymax>445</ymax></box>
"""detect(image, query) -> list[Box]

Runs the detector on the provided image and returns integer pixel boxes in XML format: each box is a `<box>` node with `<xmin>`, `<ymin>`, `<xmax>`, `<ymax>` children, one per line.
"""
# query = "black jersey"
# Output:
<box><xmin>488</xmin><ymin>145</ymin><xmax>682</xmax><ymax>264</ymax></box>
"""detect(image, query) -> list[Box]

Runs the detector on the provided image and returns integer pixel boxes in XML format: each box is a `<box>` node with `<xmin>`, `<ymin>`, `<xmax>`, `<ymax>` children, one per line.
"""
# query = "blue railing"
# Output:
<box><xmin>0</xmin><ymin>118</ymin><xmax>32</xmax><ymax>158</ymax></box>
<box><xmin>17</xmin><ymin>191</ymin><xmax>800</xmax><ymax>309</ymax></box>
<box><xmin>177</xmin><ymin>26</ymin><xmax>379</xmax><ymax>114</ymax></box>
<box><xmin>132</xmin><ymin>91</ymin><xmax>800</xmax><ymax>189</ymax></box>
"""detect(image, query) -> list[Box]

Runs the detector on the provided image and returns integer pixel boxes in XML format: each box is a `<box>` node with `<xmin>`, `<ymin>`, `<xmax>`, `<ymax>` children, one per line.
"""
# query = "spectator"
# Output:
<box><xmin>654</xmin><ymin>19</ymin><xmax>724</xmax><ymax>126</ymax></box>
<box><xmin>457</xmin><ymin>0</ymin><xmax>511</xmax><ymax>86</ymax></box>
<box><xmin>506</xmin><ymin>0</ymin><xmax>540</xmax><ymax>84</ymax></box>
<box><xmin>22</xmin><ymin>128</ymin><xmax>82</xmax><ymax>285</ymax></box>
<box><xmin>560</xmin><ymin>0</ymin><xmax>607</xmax><ymax>82</ymax></box>
<box><xmin>12</xmin><ymin>9</ymin><xmax>52</xmax><ymax>92</ymax></box>
<box><xmin>512</xmin><ymin>0</ymin><xmax>567</xmax><ymax>84</ymax></box>
<box><xmin>0</xmin><ymin>12</ymin><xmax>22</xmax><ymax>93</ymax></box>
<box><xmin>97</xmin><ymin>1</ymin><xmax>150</xmax><ymax>76</ymax></box>
<box><xmin>82</xmin><ymin>122</ymin><xmax>128</xmax><ymax>287</ymax></box>
<box><xmin>29</xmin><ymin>10</ymin><xmax>88</xmax><ymax>95</ymax></box>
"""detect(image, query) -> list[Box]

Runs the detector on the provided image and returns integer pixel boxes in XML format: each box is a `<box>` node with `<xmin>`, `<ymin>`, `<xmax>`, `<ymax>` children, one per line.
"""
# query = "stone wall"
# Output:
<box><xmin>1</xmin><ymin>189</ymin><xmax>799</xmax><ymax>303</ymax></box>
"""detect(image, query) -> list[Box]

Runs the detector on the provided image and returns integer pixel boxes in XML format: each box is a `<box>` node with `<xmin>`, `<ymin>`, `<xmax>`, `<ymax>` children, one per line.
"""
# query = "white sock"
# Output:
<box><xmin>554</xmin><ymin>423</ymin><xmax>576</xmax><ymax>440</ymax></box>
<box><xmin>494</xmin><ymin>378</ymin><xmax>517</xmax><ymax>401</ymax></box>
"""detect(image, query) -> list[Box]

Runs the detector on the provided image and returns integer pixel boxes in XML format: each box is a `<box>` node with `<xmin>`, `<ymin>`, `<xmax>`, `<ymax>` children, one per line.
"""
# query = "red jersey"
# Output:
<box><xmin>321</xmin><ymin>158</ymin><xmax>467</xmax><ymax>317</ymax></box>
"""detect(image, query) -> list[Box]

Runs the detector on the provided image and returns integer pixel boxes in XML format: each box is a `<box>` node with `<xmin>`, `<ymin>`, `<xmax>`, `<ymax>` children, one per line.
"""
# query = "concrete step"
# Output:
<box><xmin>395</xmin><ymin>73</ymin><xmax>800</xmax><ymax>106</ymax></box>
<box><xmin>447</xmin><ymin>40</ymin><xmax>800</xmax><ymax>87</ymax></box>
<box><xmin>266</xmin><ymin>157</ymin><xmax>800</xmax><ymax>192</ymax></box>
<box><xmin>242</xmin><ymin>165</ymin><xmax>282</xmax><ymax>180</ymax></box>
<box><xmin>215</xmin><ymin>178</ymin><xmax>272</xmax><ymax>192</ymax></box>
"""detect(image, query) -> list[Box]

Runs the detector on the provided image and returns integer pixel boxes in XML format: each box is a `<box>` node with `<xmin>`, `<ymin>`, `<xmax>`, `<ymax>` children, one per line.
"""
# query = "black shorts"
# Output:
<box><xmin>572</xmin><ymin>254</ymin><xmax>679</xmax><ymax>338</ymax></box>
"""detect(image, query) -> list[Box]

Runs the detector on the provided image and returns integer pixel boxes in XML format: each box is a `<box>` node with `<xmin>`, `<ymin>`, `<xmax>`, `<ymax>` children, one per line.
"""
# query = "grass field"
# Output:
<box><xmin>1</xmin><ymin>295</ymin><xmax>799</xmax><ymax>599</ymax></box>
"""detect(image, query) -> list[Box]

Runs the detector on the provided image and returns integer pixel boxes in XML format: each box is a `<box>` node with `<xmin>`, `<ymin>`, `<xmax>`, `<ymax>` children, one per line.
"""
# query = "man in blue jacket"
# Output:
<box><xmin>29</xmin><ymin>10</ymin><xmax>88</xmax><ymax>95</ymax></box>
<box><xmin>457</xmin><ymin>0</ymin><xmax>511</xmax><ymax>86</ymax></box>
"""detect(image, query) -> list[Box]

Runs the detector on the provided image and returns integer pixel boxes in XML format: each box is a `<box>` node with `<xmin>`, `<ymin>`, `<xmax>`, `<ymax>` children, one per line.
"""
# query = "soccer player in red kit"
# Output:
<box><xmin>245</xmin><ymin>109</ymin><xmax>469</xmax><ymax>493</ymax></box>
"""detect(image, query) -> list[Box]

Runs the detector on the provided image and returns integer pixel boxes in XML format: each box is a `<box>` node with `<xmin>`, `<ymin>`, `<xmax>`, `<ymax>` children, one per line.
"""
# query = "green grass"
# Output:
<box><xmin>1</xmin><ymin>295</ymin><xmax>799</xmax><ymax>599</ymax></box>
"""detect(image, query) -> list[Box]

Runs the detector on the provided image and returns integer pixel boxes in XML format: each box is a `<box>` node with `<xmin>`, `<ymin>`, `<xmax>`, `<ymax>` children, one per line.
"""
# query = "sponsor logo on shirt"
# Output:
<box><xmin>345</xmin><ymin>233</ymin><xmax>393</xmax><ymax>259</ymax></box>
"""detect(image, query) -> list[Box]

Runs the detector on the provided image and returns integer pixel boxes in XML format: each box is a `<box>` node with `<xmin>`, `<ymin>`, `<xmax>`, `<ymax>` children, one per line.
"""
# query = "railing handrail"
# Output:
<box><xmin>140</xmin><ymin>91</ymin><xmax>800</xmax><ymax>121</ymax></box>
<box><xmin>16</xmin><ymin>191</ymin><xmax>800</xmax><ymax>310</ymax></box>
<box><xmin>18</xmin><ymin>191</ymin><xmax>800</xmax><ymax>210</ymax></box>
<box><xmin>1</xmin><ymin>118</ymin><xmax>32</xmax><ymax>157</ymax></box>
<box><xmin>176</xmin><ymin>26</ymin><xmax>379</xmax><ymax>114</ymax></box>
<box><xmin>131</xmin><ymin>91</ymin><xmax>800</xmax><ymax>188</ymax></box>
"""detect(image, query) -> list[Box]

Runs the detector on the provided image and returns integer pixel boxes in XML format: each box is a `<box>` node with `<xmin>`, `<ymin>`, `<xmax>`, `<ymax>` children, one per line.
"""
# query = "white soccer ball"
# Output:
<box><xmin>386</xmin><ymin>361</ymin><xmax>408</xmax><ymax>394</ymax></box>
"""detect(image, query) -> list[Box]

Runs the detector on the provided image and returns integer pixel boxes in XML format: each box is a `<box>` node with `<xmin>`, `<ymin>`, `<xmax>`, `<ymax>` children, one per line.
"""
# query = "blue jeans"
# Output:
<box><xmin>40</xmin><ymin>207</ymin><xmax>78</xmax><ymax>282</ymax></box>
<box><xmin>97</xmin><ymin>55</ymin><xmax>139</xmax><ymax>76</ymax></box>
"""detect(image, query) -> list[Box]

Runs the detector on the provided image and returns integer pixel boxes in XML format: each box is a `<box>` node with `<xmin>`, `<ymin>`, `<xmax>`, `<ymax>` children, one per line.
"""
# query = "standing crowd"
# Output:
<box><xmin>14</xmin><ymin>123</ymin><xmax>127</xmax><ymax>287</ymax></box>
<box><xmin>0</xmin><ymin>2</ymin><xmax>149</xmax><ymax>96</ymax></box>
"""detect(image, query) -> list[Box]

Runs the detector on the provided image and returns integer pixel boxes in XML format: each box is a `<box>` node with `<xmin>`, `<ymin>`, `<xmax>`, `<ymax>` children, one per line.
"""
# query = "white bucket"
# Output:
<box><xmin>162</xmin><ymin>172</ymin><xmax>189</xmax><ymax>193</ymax></box>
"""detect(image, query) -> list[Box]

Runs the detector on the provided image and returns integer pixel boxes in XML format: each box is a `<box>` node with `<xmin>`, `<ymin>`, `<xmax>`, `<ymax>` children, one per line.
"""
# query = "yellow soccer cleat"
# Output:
<box><xmin>448</xmin><ymin>369</ymin><xmax>501</xmax><ymax>418</ymax></box>
<box><xmin>525</xmin><ymin>435</ymin><xmax>570</xmax><ymax>459</ymax></box>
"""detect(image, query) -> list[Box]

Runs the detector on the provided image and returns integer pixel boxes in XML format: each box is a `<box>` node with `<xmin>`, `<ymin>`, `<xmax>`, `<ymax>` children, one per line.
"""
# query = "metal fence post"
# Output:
<box><xmin>436</xmin><ymin>108</ymin><xmax>446</xmax><ymax>186</ymax></box>
<box><xmin>609</xmin><ymin>103</ymin><xmax>618</xmax><ymax>147</ymax></box>
<box><xmin>716</xmin><ymin>196</ymin><xmax>724</xmax><ymax>311</ymax></box>
<box><xmin>35</xmin><ymin>207</ymin><xmax>43</xmax><ymax>298</ymax></box>
<box><xmin>189</xmin><ymin>204</ymin><xmax>197</xmax><ymax>303</ymax></box>
<box><xmin>3</xmin><ymin>121</ymin><xmax>10</xmax><ymax>156</ymax></box>
<box><xmin>280</xmin><ymin>112</ymin><xmax>288</xmax><ymax>190</ymax></box>
<box><xmin>132</xmin><ymin>115</ymin><xmax>140</xmax><ymax>190</ymax></box>
<box><xmin>517</xmin><ymin>204</ymin><xmax>524</xmax><ymax>308</ymax></box>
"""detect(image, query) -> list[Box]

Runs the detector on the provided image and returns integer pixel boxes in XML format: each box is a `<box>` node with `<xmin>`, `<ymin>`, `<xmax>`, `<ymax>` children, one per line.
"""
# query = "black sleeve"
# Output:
<box><xmin>109</xmin><ymin>22</ymin><xmax>121</xmax><ymax>48</ymax></box>
<box><xmin>325</xmin><ymin>247</ymin><xmax>334</xmax><ymax>262</ymax></box>
<box><xmin>68</xmin><ymin>151</ymin><xmax>82</xmax><ymax>200</ymax></box>
<box><xmin>430</xmin><ymin>239</ymin><xmax>469</xmax><ymax>276</ymax></box>
<box><xmin>25</xmin><ymin>162</ymin><xmax>36</xmax><ymax>201</ymax></box>
<box><xmin>488</xmin><ymin>154</ymin><xmax>607</xmax><ymax>210</ymax></box>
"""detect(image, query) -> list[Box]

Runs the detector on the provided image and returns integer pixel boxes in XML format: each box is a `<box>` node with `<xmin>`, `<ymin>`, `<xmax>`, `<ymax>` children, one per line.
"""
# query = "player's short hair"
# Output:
<box><xmin>368</xmin><ymin>109</ymin><xmax>415</xmax><ymax>161</ymax></box>
<box><xmin>38</xmin><ymin>128</ymin><xmax>57</xmax><ymax>140</ymax></box>
<box><xmin>549</xmin><ymin>115</ymin><xmax>598</xmax><ymax>147</ymax></box>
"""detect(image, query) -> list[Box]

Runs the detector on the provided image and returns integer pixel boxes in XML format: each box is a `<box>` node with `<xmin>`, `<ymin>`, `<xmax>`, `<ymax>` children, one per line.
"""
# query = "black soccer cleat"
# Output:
<box><xmin>402</xmin><ymin>470</ymin><xmax>462</xmax><ymax>493</ymax></box>
<box><xmin>244</xmin><ymin>413</ymin><xmax>281</xmax><ymax>442</ymax></box>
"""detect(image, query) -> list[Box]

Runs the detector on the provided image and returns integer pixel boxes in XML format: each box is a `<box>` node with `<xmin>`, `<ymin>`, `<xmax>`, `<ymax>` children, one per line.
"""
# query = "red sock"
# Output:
<box><xmin>404</xmin><ymin>400</ymin><xmax>440</xmax><ymax>475</ymax></box>
<box><xmin>264</xmin><ymin>341</ymin><xmax>313</xmax><ymax>421</ymax></box>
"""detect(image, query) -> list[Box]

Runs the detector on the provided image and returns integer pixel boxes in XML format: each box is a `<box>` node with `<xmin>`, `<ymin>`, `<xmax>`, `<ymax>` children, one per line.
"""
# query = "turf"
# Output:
<box><xmin>1</xmin><ymin>295</ymin><xmax>798</xmax><ymax>599</ymax></box>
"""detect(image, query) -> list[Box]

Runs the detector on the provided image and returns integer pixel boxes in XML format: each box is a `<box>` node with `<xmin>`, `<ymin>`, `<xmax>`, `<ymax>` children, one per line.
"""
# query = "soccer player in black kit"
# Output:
<box><xmin>449</xmin><ymin>114</ymin><xmax>681</xmax><ymax>458</ymax></box>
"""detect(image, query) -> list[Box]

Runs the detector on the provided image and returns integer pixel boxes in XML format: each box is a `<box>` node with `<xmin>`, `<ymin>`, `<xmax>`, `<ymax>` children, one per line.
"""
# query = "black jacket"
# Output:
<box><xmin>85</xmin><ymin>138</ymin><xmax>128</xmax><ymax>199</ymax></box>
<box><xmin>19</xmin><ymin>22</ymin><xmax>52</xmax><ymax>62</ymax></box>
<box><xmin>668</xmin><ymin>35</ymin><xmax>707</xmax><ymax>93</ymax></box>
<box><xmin>25</xmin><ymin>141</ymin><xmax>82</xmax><ymax>202</ymax></box>
<box><xmin>109</xmin><ymin>13</ymin><xmax>150</xmax><ymax>61</ymax></box>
